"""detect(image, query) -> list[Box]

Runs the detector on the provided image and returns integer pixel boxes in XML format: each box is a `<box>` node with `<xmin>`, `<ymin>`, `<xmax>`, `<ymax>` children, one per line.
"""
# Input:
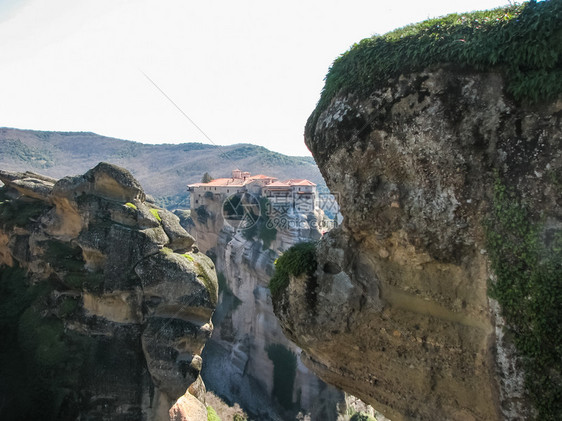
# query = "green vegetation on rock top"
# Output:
<box><xmin>269</xmin><ymin>241</ymin><xmax>317</xmax><ymax>298</ymax></box>
<box><xmin>310</xmin><ymin>0</ymin><xmax>562</xmax><ymax>128</ymax></box>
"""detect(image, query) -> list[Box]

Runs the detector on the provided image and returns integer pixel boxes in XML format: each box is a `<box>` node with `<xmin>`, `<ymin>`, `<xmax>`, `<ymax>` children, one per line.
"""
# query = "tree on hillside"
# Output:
<box><xmin>201</xmin><ymin>172</ymin><xmax>214</xmax><ymax>183</ymax></box>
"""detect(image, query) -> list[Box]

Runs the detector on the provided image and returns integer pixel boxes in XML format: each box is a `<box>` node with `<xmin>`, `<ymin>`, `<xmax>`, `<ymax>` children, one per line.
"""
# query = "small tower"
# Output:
<box><xmin>232</xmin><ymin>169</ymin><xmax>242</xmax><ymax>179</ymax></box>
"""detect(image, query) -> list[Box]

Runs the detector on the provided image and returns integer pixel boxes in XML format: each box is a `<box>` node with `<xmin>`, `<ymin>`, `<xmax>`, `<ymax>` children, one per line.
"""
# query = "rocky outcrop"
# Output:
<box><xmin>185</xmin><ymin>192</ymin><xmax>345</xmax><ymax>420</ymax></box>
<box><xmin>0</xmin><ymin>163</ymin><xmax>217</xmax><ymax>420</ymax></box>
<box><xmin>273</xmin><ymin>64</ymin><xmax>562</xmax><ymax>419</ymax></box>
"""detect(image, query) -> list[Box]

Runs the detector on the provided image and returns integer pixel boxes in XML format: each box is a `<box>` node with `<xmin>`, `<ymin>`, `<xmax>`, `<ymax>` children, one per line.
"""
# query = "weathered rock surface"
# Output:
<box><xmin>0</xmin><ymin>163</ymin><xmax>217</xmax><ymax>420</ymax></box>
<box><xmin>272</xmin><ymin>66</ymin><xmax>562</xmax><ymax>421</ymax></box>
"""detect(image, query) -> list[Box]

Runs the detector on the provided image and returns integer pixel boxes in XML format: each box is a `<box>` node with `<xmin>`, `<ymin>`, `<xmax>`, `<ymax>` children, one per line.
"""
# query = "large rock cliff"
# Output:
<box><xmin>0</xmin><ymin>163</ymin><xmax>218</xmax><ymax>420</ymax></box>
<box><xmin>273</xmin><ymin>3</ymin><xmax>562</xmax><ymax>421</ymax></box>
<box><xmin>185</xmin><ymin>192</ymin><xmax>346</xmax><ymax>420</ymax></box>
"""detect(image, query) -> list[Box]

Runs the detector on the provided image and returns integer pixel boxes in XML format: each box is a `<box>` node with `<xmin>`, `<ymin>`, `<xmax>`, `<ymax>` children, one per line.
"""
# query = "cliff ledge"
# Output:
<box><xmin>273</xmin><ymin>3</ymin><xmax>562</xmax><ymax>420</ymax></box>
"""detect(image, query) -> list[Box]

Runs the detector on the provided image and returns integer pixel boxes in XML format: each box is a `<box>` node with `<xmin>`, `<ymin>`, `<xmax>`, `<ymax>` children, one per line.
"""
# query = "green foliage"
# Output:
<box><xmin>227</xmin><ymin>144</ymin><xmax>314</xmax><ymax>165</ymax></box>
<box><xmin>350</xmin><ymin>413</ymin><xmax>377</xmax><ymax>421</ymax></box>
<box><xmin>182</xmin><ymin>252</ymin><xmax>194</xmax><ymax>261</ymax></box>
<box><xmin>242</xmin><ymin>221</ymin><xmax>258</xmax><ymax>241</ymax></box>
<box><xmin>269</xmin><ymin>241</ymin><xmax>317</xmax><ymax>298</ymax></box>
<box><xmin>59</xmin><ymin>296</ymin><xmax>79</xmax><ymax>317</ymax></box>
<box><xmin>311</xmin><ymin>0</ymin><xmax>562</xmax><ymax>128</ymax></box>
<box><xmin>155</xmin><ymin>192</ymin><xmax>191</xmax><ymax>211</ymax></box>
<box><xmin>201</xmin><ymin>172</ymin><xmax>214</xmax><ymax>183</ymax></box>
<box><xmin>223</xmin><ymin>194</ymin><xmax>242</xmax><ymax>217</ymax></box>
<box><xmin>207</xmin><ymin>406</ymin><xmax>222</xmax><ymax>421</ymax></box>
<box><xmin>196</xmin><ymin>205</ymin><xmax>210</xmax><ymax>224</ymax></box>
<box><xmin>0</xmin><ymin>138</ymin><xmax>54</xmax><ymax>168</ymax></box>
<box><xmin>150</xmin><ymin>208</ymin><xmax>162</xmax><ymax>221</ymax></box>
<box><xmin>266</xmin><ymin>343</ymin><xmax>297</xmax><ymax>410</ymax></box>
<box><xmin>233</xmin><ymin>415</ymin><xmax>247</xmax><ymax>421</ymax></box>
<box><xmin>485</xmin><ymin>177</ymin><xmax>562</xmax><ymax>420</ymax></box>
<box><xmin>125</xmin><ymin>202</ymin><xmax>137</xmax><ymax>210</ymax></box>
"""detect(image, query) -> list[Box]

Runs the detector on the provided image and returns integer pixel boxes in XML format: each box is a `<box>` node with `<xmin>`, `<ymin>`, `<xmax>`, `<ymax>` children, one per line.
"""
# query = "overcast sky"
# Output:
<box><xmin>0</xmin><ymin>0</ymin><xmax>512</xmax><ymax>156</ymax></box>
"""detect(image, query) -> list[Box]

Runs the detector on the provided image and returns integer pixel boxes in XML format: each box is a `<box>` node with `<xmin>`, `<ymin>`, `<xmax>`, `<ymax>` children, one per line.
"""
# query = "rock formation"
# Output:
<box><xmin>0</xmin><ymin>163</ymin><xmax>218</xmax><ymax>420</ymax></box>
<box><xmin>272</xmin><ymin>3</ymin><xmax>562</xmax><ymax>420</ymax></box>
<box><xmin>184</xmin><ymin>191</ymin><xmax>345</xmax><ymax>420</ymax></box>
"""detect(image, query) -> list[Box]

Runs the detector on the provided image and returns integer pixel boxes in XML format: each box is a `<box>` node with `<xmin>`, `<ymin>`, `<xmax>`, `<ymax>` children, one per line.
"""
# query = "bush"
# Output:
<box><xmin>310</xmin><ymin>0</ymin><xmax>562</xmax><ymax>130</ymax></box>
<box><xmin>485</xmin><ymin>177</ymin><xmax>562</xmax><ymax>420</ymax></box>
<box><xmin>269</xmin><ymin>241</ymin><xmax>317</xmax><ymax>298</ymax></box>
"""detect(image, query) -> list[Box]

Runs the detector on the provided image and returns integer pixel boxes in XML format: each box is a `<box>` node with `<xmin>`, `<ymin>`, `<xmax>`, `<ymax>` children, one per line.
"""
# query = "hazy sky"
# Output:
<box><xmin>0</xmin><ymin>0</ymin><xmax>511</xmax><ymax>156</ymax></box>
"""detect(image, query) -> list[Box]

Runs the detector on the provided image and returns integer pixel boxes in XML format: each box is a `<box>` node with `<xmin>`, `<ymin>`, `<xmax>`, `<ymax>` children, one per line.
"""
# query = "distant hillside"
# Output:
<box><xmin>0</xmin><ymin>128</ymin><xmax>324</xmax><ymax>208</ymax></box>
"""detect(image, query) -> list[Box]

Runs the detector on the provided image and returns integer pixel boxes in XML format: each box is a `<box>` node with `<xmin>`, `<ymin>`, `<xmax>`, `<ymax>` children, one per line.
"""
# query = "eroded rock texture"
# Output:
<box><xmin>0</xmin><ymin>163</ymin><xmax>217</xmax><ymax>421</ymax></box>
<box><xmin>273</xmin><ymin>67</ymin><xmax>562</xmax><ymax>421</ymax></box>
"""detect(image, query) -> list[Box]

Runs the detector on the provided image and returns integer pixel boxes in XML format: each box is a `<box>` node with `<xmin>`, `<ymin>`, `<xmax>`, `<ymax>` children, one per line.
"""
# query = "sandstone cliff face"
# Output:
<box><xmin>0</xmin><ymin>163</ymin><xmax>218</xmax><ymax>421</ymax></box>
<box><xmin>185</xmin><ymin>193</ymin><xmax>345</xmax><ymax>420</ymax></box>
<box><xmin>272</xmin><ymin>66</ymin><xmax>562</xmax><ymax>421</ymax></box>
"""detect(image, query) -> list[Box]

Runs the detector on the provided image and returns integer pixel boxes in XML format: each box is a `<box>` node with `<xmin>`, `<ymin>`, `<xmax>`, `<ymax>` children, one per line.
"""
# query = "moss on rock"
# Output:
<box><xmin>309</xmin><ymin>0</ymin><xmax>562</xmax><ymax>132</ymax></box>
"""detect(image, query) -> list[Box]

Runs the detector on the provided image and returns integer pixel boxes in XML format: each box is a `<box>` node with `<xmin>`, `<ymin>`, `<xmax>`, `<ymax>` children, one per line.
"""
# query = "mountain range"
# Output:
<box><xmin>0</xmin><ymin>127</ymin><xmax>323</xmax><ymax>208</ymax></box>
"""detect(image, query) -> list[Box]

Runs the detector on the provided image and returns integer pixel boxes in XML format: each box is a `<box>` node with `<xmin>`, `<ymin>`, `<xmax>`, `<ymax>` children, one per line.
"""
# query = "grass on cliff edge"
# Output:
<box><xmin>269</xmin><ymin>241</ymin><xmax>317</xmax><ymax>298</ymax></box>
<box><xmin>485</xmin><ymin>177</ymin><xmax>562</xmax><ymax>420</ymax></box>
<box><xmin>310</xmin><ymin>0</ymin><xmax>562</xmax><ymax>129</ymax></box>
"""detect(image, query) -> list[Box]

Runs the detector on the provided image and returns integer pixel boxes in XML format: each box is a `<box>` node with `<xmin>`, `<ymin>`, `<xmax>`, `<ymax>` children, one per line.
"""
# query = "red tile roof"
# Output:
<box><xmin>188</xmin><ymin>172</ymin><xmax>315</xmax><ymax>188</ymax></box>
<box><xmin>284</xmin><ymin>179</ymin><xmax>316</xmax><ymax>186</ymax></box>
